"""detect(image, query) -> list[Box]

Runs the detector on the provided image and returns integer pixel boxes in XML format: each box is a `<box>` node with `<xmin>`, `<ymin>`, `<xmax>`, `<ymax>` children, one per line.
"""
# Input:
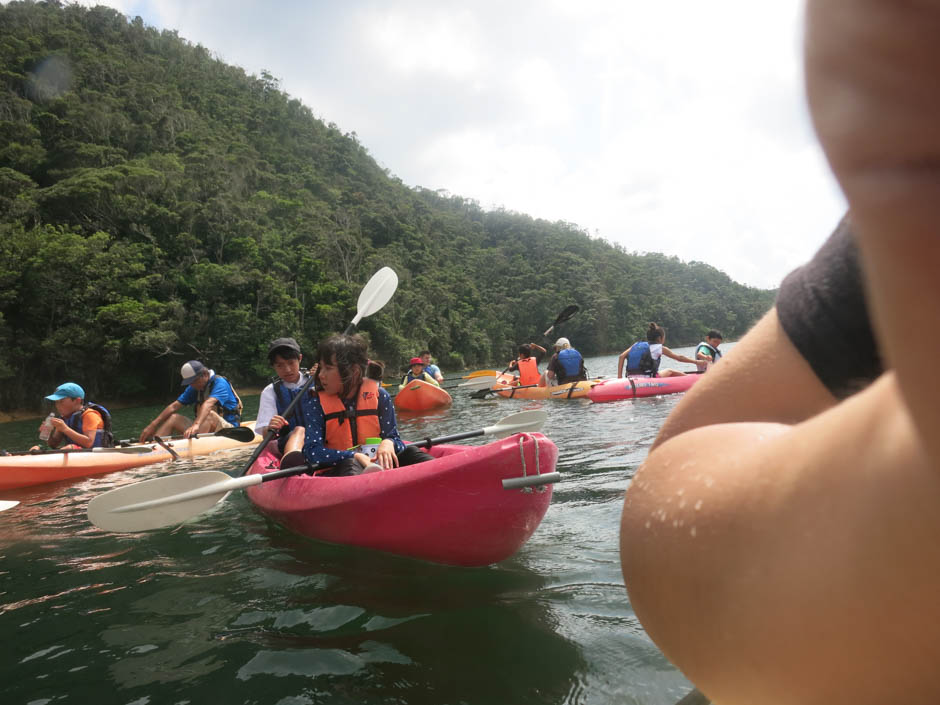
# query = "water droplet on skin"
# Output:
<box><xmin>645</xmin><ymin>520</ymin><xmax>651</xmax><ymax>529</ymax></box>
<box><xmin>678</xmin><ymin>498</ymin><xmax>686</xmax><ymax>509</ymax></box>
<box><xmin>694</xmin><ymin>500</ymin><xmax>703</xmax><ymax>511</ymax></box>
<box><xmin>690</xmin><ymin>527</ymin><xmax>697</xmax><ymax>537</ymax></box>
<box><xmin>703</xmin><ymin>476</ymin><xmax>714</xmax><ymax>488</ymax></box>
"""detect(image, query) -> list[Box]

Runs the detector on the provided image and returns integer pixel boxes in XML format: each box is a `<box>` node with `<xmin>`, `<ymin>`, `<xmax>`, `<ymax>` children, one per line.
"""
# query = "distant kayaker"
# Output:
<box><xmin>545</xmin><ymin>338</ymin><xmax>587</xmax><ymax>385</ymax></box>
<box><xmin>139</xmin><ymin>360</ymin><xmax>243</xmax><ymax>442</ymax></box>
<box><xmin>399</xmin><ymin>357</ymin><xmax>440</xmax><ymax>389</ymax></box>
<box><xmin>507</xmin><ymin>343</ymin><xmax>547</xmax><ymax>386</ymax></box>
<box><xmin>255</xmin><ymin>337</ymin><xmax>315</xmax><ymax>468</ymax></box>
<box><xmin>419</xmin><ymin>350</ymin><xmax>444</xmax><ymax>383</ymax></box>
<box><xmin>30</xmin><ymin>382</ymin><xmax>114</xmax><ymax>451</ymax></box>
<box><xmin>694</xmin><ymin>330</ymin><xmax>723</xmax><ymax>368</ymax></box>
<box><xmin>302</xmin><ymin>334</ymin><xmax>433</xmax><ymax>475</ymax></box>
<box><xmin>617</xmin><ymin>323</ymin><xmax>700</xmax><ymax>378</ymax></box>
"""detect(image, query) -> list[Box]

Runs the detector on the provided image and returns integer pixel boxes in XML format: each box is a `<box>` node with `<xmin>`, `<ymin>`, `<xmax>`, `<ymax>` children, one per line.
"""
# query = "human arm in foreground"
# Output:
<box><xmin>623</xmin><ymin>1</ymin><xmax>940</xmax><ymax>703</ymax></box>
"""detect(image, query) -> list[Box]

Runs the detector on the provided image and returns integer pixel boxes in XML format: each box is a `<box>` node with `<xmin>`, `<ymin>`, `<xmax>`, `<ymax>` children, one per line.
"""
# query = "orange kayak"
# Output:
<box><xmin>0</xmin><ymin>422</ymin><xmax>260</xmax><ymax>490</ymax></box>
<box><xmin>394</xmin><ymin>379</ymin><xmax>452</xmax><ymax>411</ymax></box>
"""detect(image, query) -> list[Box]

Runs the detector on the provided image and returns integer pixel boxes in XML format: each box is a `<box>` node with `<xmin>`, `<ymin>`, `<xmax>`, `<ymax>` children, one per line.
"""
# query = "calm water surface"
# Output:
<box><xmin>0</xmin><ymin>351</ymin><xmax>712</xmax><ymax>704</ymax></box>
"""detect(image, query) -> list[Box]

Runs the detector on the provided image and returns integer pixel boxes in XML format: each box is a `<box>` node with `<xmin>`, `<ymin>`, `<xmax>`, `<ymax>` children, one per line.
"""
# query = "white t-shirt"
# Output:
<box><xmin>649</xmin><ymin>343</ymin><xmax>663</xmax><ymax>361</ymax></box>
<box><xmin>255</xmin><ymin>373</ymin><xmax>310</xmax><ymax>434</ymax></box>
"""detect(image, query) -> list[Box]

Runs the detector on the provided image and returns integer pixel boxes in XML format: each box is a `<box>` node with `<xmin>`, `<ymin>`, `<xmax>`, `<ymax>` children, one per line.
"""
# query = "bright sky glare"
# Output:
<box><xmin>80</xmin><ymin>0</ymin><xmax>846</xmax><ymax>289</ymax></box>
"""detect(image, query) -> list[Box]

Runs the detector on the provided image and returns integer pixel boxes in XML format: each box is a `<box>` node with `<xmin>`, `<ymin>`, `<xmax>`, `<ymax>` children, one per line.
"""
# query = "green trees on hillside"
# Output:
<box><xmin>0</xmin><ymin>1</ymin><xmax>775</xmax><ymax>409</ymax></box>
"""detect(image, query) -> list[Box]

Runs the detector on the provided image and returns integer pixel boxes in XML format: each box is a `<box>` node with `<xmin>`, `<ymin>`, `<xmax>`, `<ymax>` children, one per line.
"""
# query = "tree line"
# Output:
<box><xmin>0</xmin><ymin>1</ymin><xmax>775</xmax><ymax>411</ymax></box>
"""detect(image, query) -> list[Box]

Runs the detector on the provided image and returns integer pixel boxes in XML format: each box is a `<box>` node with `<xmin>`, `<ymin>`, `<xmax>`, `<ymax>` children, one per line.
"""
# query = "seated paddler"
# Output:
<box><xmin>302</xmin><ymin>334</ymin><xmax>433</xmax><ymax>476</ymax></box>
<box><xmin>399</xmin><ymin>356</ymin><xmax>440</xmax><ymax>389</ymax></box>
<box><xmin>30</xmin><ymin>382</ymin><xmax>114</xmax><ymax>451</ymax></box>
<box><xmin>255</xmin><ymin>337</ymin><xmax>314</xmax><ymax>469</ymax></box>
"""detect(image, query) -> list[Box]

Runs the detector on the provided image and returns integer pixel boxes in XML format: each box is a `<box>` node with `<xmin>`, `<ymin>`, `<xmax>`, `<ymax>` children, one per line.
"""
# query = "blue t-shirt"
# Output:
<box><xmin>425</xmin><ymin>363</ymin><xmax>442</xmax><ymax>379</ymax></box>
<box><xmin>177</xmin><ymin>372</ymin><xmax>240</xmax><ymax>424</ymax></box>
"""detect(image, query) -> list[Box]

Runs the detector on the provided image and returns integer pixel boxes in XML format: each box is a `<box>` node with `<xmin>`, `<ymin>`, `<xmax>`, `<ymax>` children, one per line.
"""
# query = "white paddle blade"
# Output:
<box><xmin>0</xmin><ymin>500</ymin><xmax>19</xmax><ymax>511</ymax></box>
<box><xmin>88</xmin><ymin>471</ymin><xmax>258</xmax><ymax>533</ymax></box>
<box><xmin>457</xmin><ymin>374</ymin><xmax>499</xmax><ymax>389</ymax></box>
<box><xmin>350</xmin><ymin>267</ymin><xmax>398</xmax><ymax>327</ymax></box>
<box><xmin>483</xmin><ymin>410</ymin><xmax>548</xmax><ymax>438</ymax></box>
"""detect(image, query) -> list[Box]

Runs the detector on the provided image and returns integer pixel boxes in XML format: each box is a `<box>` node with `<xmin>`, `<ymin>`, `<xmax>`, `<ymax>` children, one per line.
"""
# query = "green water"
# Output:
<box><xmin>0</xmin><ymin>354</ymin><xmax>705</xmax><ymax>704</ymax></box>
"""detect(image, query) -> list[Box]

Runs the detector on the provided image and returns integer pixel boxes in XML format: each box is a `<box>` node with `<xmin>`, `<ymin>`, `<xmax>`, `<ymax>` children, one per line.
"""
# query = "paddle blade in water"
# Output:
<box><xmin>88</xmin><ymin>470</ymin><xmax>244</xmax><ymax>532</ymax></box>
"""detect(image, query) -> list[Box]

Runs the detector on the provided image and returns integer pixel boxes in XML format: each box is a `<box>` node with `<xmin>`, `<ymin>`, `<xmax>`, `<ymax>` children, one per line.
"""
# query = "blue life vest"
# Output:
<box><xmin>272</xmin><ymin>373</ymin><xmax>308</xmax><ymax>436</ymax></box>
<box><xmin>557</xmin><ymin>348</ymin><xmax>584</xmax><ymax>380</ymax></box>
<box><xmin>626</xmin><ymin>342</ymin><xmax>660</xmax><ymax>377</ymax></box>
<box><xmin>64</xmin><ymin>402</ymin><xmax>115</xmax><ymax>448</ymax></box>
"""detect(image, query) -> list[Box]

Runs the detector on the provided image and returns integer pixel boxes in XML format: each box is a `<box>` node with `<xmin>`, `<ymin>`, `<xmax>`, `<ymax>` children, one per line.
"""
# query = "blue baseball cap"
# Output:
<box><xmin>180</xmin><ymin>360</ymin><xmax>207</xmax><ymax>386</ymax></box>
<box><xmin>45</xmin><ymin>382</ymin><xmax>85</xmax><ymax>401</ymax></box>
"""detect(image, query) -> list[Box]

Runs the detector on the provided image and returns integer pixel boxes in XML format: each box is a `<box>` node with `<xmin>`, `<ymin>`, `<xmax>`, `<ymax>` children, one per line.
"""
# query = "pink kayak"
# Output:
<box><xmin>245</xmin><ymin>434</ymin><xmax>558</xmax><ymax>566</ymax></box>
<box><xmin>588</xmin><ymin>374</ymin><xmax>702</xmax><ymax>403</ymax></box>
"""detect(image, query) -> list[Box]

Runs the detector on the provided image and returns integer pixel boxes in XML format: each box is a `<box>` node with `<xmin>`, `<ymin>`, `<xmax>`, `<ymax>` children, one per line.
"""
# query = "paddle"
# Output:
<box><xmin>0</xmin><ymin>500</ymin><xmax>19</xmax><ymax>512</ymax></box>
<box><xmin>87</xmin><ymin>409</ymin><xmax>548</xmax><ymax>532</ymax></box>
<box><xmin>543</xmin><ymin>304</ymin><xmax>579</xmax><ymax>338</ymax></box>
<box><xmin>470</xmin><ymin>382</ymin><xmax>541</xmax><ymax>399</ymax></box>
<box><xmin>236</xmin><ymin>267</ymin><xmax>399</xmax><ymax>478</ymax></box>
<box><xmin>115</xmin><ymin>425</ymin><xmax>257</xmax><ymax>446</ymax></box>
<box><xmin>461</xmin><ymin>369</ymin><xmax>502</xmax><ymax>379</ymax></box>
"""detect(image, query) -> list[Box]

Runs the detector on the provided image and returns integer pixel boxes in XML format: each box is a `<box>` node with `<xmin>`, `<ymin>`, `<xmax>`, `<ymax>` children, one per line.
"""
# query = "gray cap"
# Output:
<box><xmin>180</xmin><ymin>360</ymin><xmax>207</xmax><ymax>386</ymax></box>
<box><xmin>268</xmin><ymin>337</ymin><xmax>301</xmax><ymax>355</ymax></box>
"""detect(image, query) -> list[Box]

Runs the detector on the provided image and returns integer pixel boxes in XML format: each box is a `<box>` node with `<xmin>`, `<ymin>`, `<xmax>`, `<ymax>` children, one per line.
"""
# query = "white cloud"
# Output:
<box><xmin>73</xmin><ymin>0</ymin><xmax>845</xmax><ymax>288</ymax></box>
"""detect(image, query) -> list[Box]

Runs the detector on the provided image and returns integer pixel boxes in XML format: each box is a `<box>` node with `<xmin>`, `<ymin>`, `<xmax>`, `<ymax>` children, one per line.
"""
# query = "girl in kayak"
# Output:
<box><xmin>507</xmin><ymin>343</ymin><xmax>547</xmax><ymax>386</ymax></box>
<box><xmin>617</xmin><ymin>323</ymin><xmax>701</xmax><ymax>378</ymax></box>
<box><xmin>302</xmin><ymin>333</ymin><xmax>433</xmax><ymax>476</ymax></box>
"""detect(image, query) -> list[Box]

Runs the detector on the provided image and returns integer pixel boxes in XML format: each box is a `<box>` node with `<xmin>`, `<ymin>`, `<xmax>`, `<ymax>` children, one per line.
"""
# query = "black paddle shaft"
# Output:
<box><xmin>238</xmin><ymin>373</ymin><xmax>316</xmax><ymax>476</ymax></box>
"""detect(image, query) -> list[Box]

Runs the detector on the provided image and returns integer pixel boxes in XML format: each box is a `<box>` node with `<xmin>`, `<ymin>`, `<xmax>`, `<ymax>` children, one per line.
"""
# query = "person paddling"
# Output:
<box><xmin>694</xmin><ymin>330</ymin><xmax>723</xmax><ymax>368</ymax></box>
<box><xmin>545</xmin><ymin>337</ymin><xmax>587</xmax><ymax>385</ymax></box>
<box><xmin>303</xmin><ymin>334</ymin><xmax>433</xmax><ymax>475</ymax></box>
<box><xmin>419</xmin><ymin>350</ymin><xmax>444</xmax><ymax>383</ymax></box>
<box><xmin>139</xmin><ymin>360</ymin><xmax>243</xmax><ymax>442</ymax></box>
<box><xmin>399</xmin><ymin>357</ymin><xmax>440</xmax><ymax>389</ymax></box>
<box><xmin>30</xmin><ymin>382</ymin><xmax>114</xmax><ymax>451</ymax></box>
<box><xmin>507</xmin><ymin>343</ymin><xmax>547</xmax><ymax>386</ymax></box>
<box><xmin>254</xmin><ymin>337</ymin><xmax>315</xmax><ymax>469</ymax></box>
<box><xmin>618</xmin><ymin>323</ymin><xmax>700</xmax><ymax>378</ymax></box>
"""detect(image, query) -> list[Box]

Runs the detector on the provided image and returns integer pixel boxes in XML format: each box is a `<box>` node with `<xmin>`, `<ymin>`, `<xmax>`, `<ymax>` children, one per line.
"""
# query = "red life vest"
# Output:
<box><xmin>319</xmin><ymin>378</ymin><xmax>382</xmax><ymax>450</ymax></box>
<box><xmin>516</xmin><ymin>357</ymin><xmax>540</xmax><ymax>386</ymax></box>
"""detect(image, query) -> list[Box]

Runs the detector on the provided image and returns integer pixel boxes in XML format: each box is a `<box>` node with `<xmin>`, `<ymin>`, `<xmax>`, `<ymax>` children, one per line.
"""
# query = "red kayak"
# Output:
<box><xmin>245</xmin><ymin>434</ymin><xmax>558</xmax><ymax>566</ymax></box>
<box><xmin>588</xmin><ymin>374</ymin><xmax>702</xmax><ymax>403</ymax></box>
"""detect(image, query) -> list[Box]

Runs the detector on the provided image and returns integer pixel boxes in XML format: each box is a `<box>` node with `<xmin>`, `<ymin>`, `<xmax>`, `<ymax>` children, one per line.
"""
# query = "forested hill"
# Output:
<box><xmin>0</xmin><ymin>1</ymin><xmax>775</xmax><ymax>410</ymax></box>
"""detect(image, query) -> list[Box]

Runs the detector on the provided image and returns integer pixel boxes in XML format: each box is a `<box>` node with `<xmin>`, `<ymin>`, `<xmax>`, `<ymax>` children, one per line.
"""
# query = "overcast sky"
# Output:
<box><xmin>79</xmin><ymin>0</ymin><xmax>845</xmax><ymax>289</ymax></box>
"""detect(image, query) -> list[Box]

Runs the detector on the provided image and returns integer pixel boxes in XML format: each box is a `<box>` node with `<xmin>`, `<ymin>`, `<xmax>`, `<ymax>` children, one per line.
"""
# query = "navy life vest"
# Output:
<box><xmin>626</xmin><ymin>342</ymin><xmax>660</xmax><ymax>377</ymax></box>
<box><xmin>64</xmin><ymin>402</ymin><xmax>115</xmax><ymax>448</ymax></box>
<box><xmin>272</xmin><ymin>372</ymin><xmax>309</xmax><ymax>437</ymax></box>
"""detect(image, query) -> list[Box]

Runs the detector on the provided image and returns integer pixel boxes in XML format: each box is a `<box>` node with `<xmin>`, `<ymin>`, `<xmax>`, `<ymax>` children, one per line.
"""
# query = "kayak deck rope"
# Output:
<box><xmin>515</xmin><ymin>433</ymin><xmax>548</xmax><ymax>493</ymax></box>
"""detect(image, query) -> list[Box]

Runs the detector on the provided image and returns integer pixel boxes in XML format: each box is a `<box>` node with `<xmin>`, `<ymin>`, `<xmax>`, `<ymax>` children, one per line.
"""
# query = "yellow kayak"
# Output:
<box><xmin>490</xmin><ymin>373</ymin><xmax>597</xmax><ymax>400</ymax></box>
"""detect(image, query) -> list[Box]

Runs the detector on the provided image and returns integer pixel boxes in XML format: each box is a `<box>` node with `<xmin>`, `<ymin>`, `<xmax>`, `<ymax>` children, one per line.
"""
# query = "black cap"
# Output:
<box><xmin>268</xmin><ymin>337</ymin><xmax>301</xmax><ymax>355</ymax></box>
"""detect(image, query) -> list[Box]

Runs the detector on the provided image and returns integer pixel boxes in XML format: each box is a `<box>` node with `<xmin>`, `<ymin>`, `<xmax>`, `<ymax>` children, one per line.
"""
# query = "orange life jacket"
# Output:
<box><xmin>318</xmin><ymin>378</ymin><xmax>382</xmax><ymax>450</ymax></box>
<box><xmin>516</xmin><ymin>356</ymin><xmax>540</xmax><ymax>386</ymax></box>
